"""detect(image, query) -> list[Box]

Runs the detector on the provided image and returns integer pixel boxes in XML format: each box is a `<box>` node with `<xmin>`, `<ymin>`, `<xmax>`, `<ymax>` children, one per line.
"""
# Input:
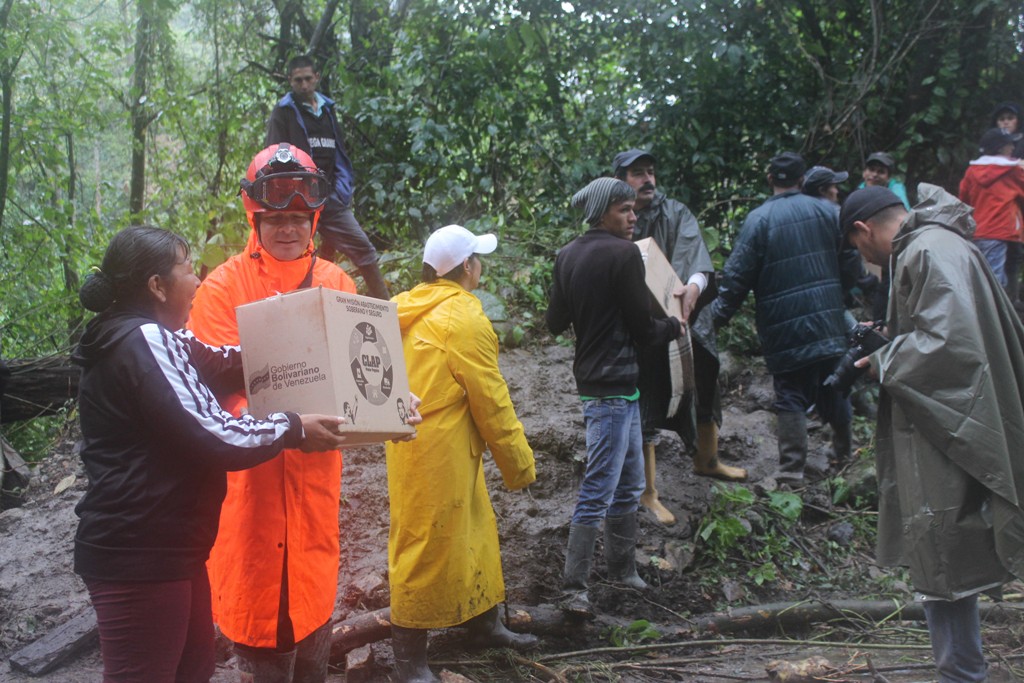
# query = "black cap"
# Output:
<box><xmin>840</xmin><ymin>186</ymin><xmax>905</xmax><ymax>235</ymax></box>
<box><xmin>612</xmin><ymin>149</ymin><xmax>656</xmax><ymax>175</ymax></box>
<box><xmin>768</xmin><ymin>152</ymin><xmax>806</xmax><ymax>182</ymax></box>
<box><xmin>992</xmin><ymin>101</ymin><xmax>1021</xmax><ymax>119</ymax></box>
<box><xmin>803</xmin><ymin>166</ymin><xmax>849</xmax><ymax>194</ymax></box>
<box><xmin>865</xmin><ymin>152</ymin><xmax>896</xmax><ymax>171</ymax></box>
<box><xmin>980</xmin><ymin>127</ymin><xmax>1015</xmax><ymax>155</ymax></box>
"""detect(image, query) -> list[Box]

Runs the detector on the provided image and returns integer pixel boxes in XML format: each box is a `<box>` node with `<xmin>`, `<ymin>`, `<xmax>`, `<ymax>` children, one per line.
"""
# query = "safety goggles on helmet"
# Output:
<box><xmin>242</xmin><ymin>171</ymin><xmax>330</xmax><ymax>210</ymax></box>
<box><xmin>240</xmin><ymin>144</ymin><xmax>330</xmax><ymax>210</ymax></box>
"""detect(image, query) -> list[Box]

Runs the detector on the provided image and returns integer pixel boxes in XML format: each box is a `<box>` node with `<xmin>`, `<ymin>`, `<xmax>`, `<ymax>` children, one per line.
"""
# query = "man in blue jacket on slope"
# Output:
<box><xmin>711</xmin><ymin>152</ymin><xmax>852</xmax><ymax>486</ymax></box>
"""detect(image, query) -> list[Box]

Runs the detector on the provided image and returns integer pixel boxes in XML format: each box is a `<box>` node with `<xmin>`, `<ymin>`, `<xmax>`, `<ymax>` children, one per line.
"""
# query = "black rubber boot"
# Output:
<box><xmin>560</xmin><ymin>523</ymin><xmax>600</xmax><ymax>619</ymax></box>
<box><xmin>234</xmin><ymin>644</ymin><xmax>296</xmax><ymax>682</ymax></box>
<box><xmin>293</xmin><ymin>621</ymin><xmax>331</xmax><ymax>683</ymax></box>
<box><xmin>604</xmin><ymin>512</ymin><xmax>648</xmax><ymax>590</ymax></box>
<box><xmin>463</xmin><ymin>605</ymin><xmax>539</xmax><ymax>651</ymax></box>
<box><xmin>830</xmin><ymin>421</ymin><xmax>853</xmax><ymax>467</ymax></box>
<box><xmin>358</xmin><ymin>261</ymin><xmax>391</xmax><ymax>300</ymax></box>
<box><xmin>775</xmin><ymin>411</ymin><xmax>808</xmax><ymax>484</ymax></box>
<box><xmin>391</xmin><ymin>625</ymin><xmax>438</xmax><ymax>683</ymax></box>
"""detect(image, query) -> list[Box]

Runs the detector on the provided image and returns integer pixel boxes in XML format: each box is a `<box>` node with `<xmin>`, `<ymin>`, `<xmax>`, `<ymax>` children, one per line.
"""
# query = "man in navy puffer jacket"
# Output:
<box><xmin>711</xmin><ymin>152</ymin><xmax>851</xmax><ymax>485</ymax></box>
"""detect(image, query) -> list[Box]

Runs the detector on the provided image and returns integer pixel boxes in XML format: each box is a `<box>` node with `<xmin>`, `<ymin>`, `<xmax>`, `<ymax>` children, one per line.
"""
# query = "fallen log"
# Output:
<box><xmin>14</xmin><ymin>599</ymin><xmax>1023</xmax><ymax>675</ymax></box>
<box><xmin>1</xmin><ymin>356</ymin><xmax>79</xmax><ymax>424</ymax></box>
<box><xmin>8</xmin><ymin>608</ymin><xmax>98</xmax><ymax>676</ymax></box>
<box><xmin>327</xmin><ymin>599</ymin><xmax>1024</xmax><ymax>663</ymax></box>
<box><xmin>330</xmin><ymin>607</ymin><xmax>392</xmax><ymax>661</ymax></box>
<box><xmin>691</xmin><ymin>598</ymin><xmax>1024</xmax><ymax>636</ymax></box>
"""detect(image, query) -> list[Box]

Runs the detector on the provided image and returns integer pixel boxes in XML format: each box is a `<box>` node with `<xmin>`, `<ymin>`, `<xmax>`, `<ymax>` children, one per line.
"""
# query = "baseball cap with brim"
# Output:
<box><xmin>612</xmin><ymin>149</ymin><xmax>656</xmax><ymax>175</ymax></box>
<box><xmin>423</xmin><ymin>225</ymin><xmax>498</xmax><ymax>275</ymax></box>
<box><xmin>980</xmin><ymin>127</ymin><xmax>1015</xmax><ymax>155</ymax></box>
<box><xmin>865</xmin><ymin>152</ymin><xmax>896</xmax><ymax>171</ymax></box>
<box><xmin>839</xmin><ymin>186</ymin><xmax>905</xmax><ymax>236</ymax></box>
<box><xmin>993</xmin><ymin>102</ymin><xmax>1021</xmax><ymax>119</ymax></box>
<box><xmin>803</xmin><ymin>166</ymin><xmax>850</xmax><ymax>193</ymax></box>
<box><xmin>769</xmin><ymin>152</ymin><xmax>806</xmax><ymax>182</ymax></box>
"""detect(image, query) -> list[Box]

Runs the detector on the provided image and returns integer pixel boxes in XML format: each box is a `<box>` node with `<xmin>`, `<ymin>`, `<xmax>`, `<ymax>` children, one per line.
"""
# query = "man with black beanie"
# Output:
<box><xmin>546</xmin><ymin>177</ymin><xmax>682</xmax><ymax>618</ymax></box>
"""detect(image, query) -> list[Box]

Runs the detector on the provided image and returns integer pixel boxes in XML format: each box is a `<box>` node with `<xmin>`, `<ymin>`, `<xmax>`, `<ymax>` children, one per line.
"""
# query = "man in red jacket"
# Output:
<box><xmin>959</xmin><ymin>127</ymin><xmax>1024</xmax><ymax>301</ymax></box>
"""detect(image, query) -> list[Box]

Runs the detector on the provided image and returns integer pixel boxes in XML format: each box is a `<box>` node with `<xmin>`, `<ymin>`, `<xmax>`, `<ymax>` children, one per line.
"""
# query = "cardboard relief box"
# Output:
<box><xmin>235</xmin><ymin>286</ymin><xmax>416</xmax><ymax>446</ymax></box>
<box><xmin>634</xmin><ymin>237</ymin><xmax>696</xmax><ymax>417</ymax></box>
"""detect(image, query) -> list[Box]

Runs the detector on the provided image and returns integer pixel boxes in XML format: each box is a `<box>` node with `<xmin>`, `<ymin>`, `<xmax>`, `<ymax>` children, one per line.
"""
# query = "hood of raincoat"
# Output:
<box><xmin>393</xmin><ymin>278</ymin><xmax>466</xmax><ymax>335</ymax></box>
<box><xmin>891</xmin><ymin>182</ymin><xmax>975</xmax><ymax>255</ymax></box>
<box><xmin>964</xmin><ymin>156</ymin><xmax>1022</xmax><ymax>187</ymax></box>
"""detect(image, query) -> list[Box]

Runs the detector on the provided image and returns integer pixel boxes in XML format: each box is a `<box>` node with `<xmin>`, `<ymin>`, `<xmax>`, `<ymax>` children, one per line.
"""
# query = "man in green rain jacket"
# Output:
<box><xmin>843</xmin><ymin>183</ymin><xmax>1024</xmax><ymax>683</ymax></box>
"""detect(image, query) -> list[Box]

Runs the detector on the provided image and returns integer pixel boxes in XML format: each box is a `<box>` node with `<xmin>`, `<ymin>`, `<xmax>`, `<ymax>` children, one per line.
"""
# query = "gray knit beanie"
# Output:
<box><xmin>571</xmin><ymin>177</ymin><xmax>636</xmax><ymax>226</ymax></box>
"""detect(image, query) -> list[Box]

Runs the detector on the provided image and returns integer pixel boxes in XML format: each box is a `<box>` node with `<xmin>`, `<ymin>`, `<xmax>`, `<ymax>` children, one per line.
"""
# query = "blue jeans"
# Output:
<box><xmin>923</xmin><ymin>595</ymin><xmax>987</xmax><ymax>683</ymax></box>
<box><xmin>975</xmin><ymin>238</ymin><xmax>1011</xmax><ymax>287</ymax></box>
<box><xmin>572</xmin><ymin>398</ymin><xmax>645</xmax><ymax>527</ymax></box>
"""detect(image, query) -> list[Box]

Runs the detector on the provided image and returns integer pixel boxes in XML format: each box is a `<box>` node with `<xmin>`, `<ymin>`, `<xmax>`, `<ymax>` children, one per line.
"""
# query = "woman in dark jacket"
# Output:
<box><xmin>73</xmin><ymin>226</ymin><xmax>345</xmax><ymax>683</ymax></box>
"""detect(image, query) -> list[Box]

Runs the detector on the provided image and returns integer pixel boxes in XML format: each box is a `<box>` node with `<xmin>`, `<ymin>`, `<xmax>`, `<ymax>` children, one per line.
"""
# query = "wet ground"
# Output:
<box><xmin>2</xmin><ymin>345</ymin><xmax>1022</xmax><ymax>681</ymax></box>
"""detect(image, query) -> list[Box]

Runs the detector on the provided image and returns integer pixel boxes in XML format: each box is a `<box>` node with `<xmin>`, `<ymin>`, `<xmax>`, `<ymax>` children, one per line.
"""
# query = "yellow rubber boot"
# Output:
<box><xmin>640</xmin><ymin>443</ymin><xmax>676</xmax><ymax>525</ymax></box>
<box><xmin>694</xmin><ymin>422</ymin><xmax>747</xmax><ymax>481</ymax></box>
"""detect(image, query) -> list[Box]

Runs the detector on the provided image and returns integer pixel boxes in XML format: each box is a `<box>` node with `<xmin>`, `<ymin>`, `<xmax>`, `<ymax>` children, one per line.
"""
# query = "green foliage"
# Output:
<box><xmin>697</xmin><ymin>482</ymin><xmax>807</xmax><ymax>591</ymax></box>
<box><xmin>5</xmin><ymin>411</ymin><xmax>75</xmax><ymax>465</ymax></box>
<box><xmin>1</xmin><ymin>0</ymin><xmax>1023</xmax><ymax>441</ymax></box>
<box><xmin>604</xmin><ymin>619</ymin><xmax>661</xmax><ymax>648</ymax></box>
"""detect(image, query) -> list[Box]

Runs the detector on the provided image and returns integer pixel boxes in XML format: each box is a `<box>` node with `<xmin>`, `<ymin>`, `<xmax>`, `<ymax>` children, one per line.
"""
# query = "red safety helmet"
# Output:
<box><xmin>240</xmin><ymin>143</ymin><xmax>330</xmax><ymax>215</ymax></box>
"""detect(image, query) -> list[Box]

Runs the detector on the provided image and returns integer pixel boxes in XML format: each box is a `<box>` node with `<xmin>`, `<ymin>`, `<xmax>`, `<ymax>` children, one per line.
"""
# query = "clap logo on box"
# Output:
<box><xmin>349</xmin><ymin>322</ymin><xmax>394</xmax><ymax>405</ymax></box>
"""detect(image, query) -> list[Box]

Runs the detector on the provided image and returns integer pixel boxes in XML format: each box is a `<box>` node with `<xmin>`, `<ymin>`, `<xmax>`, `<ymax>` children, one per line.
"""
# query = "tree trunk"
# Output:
<box><xmin>1</xmin><ymin>356</ymin><xmax>79</xmax><ymax>424</ymax></box>
<box><xmin>63</xmin><ymin>131</ymin><xmax>81</xmax><ymax>345</ymax></box>
<box><xmin>129</xmin><ymin>0</ymin><xmax>155</xmax><ymax>217</ymax></box>
<box><xmin>0</xmin><ymin>0</ymin><xmax>20</xmax><ymax>230</ymax></box>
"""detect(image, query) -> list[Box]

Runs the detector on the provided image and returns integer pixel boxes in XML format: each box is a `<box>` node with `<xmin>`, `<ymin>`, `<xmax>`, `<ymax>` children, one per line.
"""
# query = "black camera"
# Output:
<box><xmin>823</xmin><ymin>321</ymin><xmax>888</xmax><ymax>394</ymax></box>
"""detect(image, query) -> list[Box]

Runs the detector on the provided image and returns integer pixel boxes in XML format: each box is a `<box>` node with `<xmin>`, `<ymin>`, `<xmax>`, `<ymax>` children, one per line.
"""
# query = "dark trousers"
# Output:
<box><xmin>85</xmin><ymin>570</ymin><xmax>215</xmax><ymax>683</ymax></box>
<box><xmin>316</xmin><ymin>195</ymin><xmax>378</xmax><ymax>267</ymax></box>
<box><xmin>771</xmin><ymin>357</ymin><xmax>851</xmax><ymax>428</ymax></box>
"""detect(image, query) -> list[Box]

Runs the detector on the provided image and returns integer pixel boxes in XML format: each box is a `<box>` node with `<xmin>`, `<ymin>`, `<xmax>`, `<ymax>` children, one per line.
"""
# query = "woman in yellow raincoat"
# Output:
<box><xmin>386</xmin><ymin>225</ymin><xmax>538</xmax><ymax>682</ymax></box>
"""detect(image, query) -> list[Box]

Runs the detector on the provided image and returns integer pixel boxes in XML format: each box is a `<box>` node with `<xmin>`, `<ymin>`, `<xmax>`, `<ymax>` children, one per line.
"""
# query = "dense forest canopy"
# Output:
<box><xmin>0</xmin><ymin>0</ymin><xmax>1022</xmax><ymax>367</ymax></box>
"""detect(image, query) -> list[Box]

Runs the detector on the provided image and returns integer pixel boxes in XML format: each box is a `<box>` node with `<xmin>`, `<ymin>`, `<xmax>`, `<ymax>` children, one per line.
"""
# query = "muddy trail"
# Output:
<box><xmin>2</xmin><ymin>344</ymin><xmax>1023</xmax><ymax>681</ymax></box>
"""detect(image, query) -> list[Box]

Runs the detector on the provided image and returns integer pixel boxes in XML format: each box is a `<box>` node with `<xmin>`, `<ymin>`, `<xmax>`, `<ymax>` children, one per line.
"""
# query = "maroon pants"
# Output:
<box><xmin>85</xmin><ymin>570</ymin><xmax>215</xmax><ymax>683</ymax></box>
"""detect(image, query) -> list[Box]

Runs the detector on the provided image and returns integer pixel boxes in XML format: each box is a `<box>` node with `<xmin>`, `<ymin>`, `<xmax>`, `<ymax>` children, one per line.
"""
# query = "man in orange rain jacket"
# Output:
<box><xmin>189</xmin><ymin>142</ymin><xmax>356</xmax><ymax>682</ymax></box>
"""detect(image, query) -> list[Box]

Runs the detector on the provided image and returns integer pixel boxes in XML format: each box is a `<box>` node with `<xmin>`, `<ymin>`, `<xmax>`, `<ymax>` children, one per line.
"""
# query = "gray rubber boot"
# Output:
<box><xmin>293</xmin><ymin>621</ymin><xmax>331</xmax><ymax>683</ymax></box>
<box><xmin>560</xmin><ymin>523</ymin><xmax>600</xmax><ymax>619</ymax></box>
<box><xmin>463</xmin><ymin>605</ymin><xmax>539</xmax><ymax>651</ymax></box>
<box><xmin>234</xmin><ymin>644</ymin><xmax>296</xmax><ymax>682</ymax></box>
<box><xmin>775</xmin><ymin>411</ymin><xmax>808</xmax><ymax>483</ymax></box>
<box><xmin>391</xmin><ymin>625</ymin><xmax>438</xmax><ymax>683</ymax></box>
<box><xmin>830</xmin><ymin>421</ymin><xmax>853</xmax><ymax>467</ymax></box>
<box><xmin>604</xmin><ymin>512</ymin><xmax>648</xmax><ymax>590</ymax></box>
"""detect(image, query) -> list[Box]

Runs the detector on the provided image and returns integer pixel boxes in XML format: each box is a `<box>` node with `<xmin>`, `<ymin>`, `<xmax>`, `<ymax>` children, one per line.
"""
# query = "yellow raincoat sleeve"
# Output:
<box><xmin>447</xmin><ymin>299</ymin><xmax>536</xmax><ymax>491</ymax></box>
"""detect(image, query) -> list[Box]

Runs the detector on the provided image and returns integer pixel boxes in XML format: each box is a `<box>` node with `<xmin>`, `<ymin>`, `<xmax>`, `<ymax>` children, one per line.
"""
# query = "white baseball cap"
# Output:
<box><xmin>423</xmin><ymin>225</ymin><xmax>498</xmax><ymax>275</ymax></box>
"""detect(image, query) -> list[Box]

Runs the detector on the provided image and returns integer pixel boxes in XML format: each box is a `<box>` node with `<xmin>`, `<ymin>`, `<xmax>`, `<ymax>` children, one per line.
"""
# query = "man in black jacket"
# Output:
<box><xmin>546</xmin><ymin>177</ymin><xmax>682</xmax><ymax>618</ymax></box>
<box><xmin>265</xmin><ymin>56</ymin><xmax>389</xmax><ymax>299</ymax></box>
<box><xmin>711</xmin><ymin>152</ymin><xmax>851</xmax><ymax>485</ymax></box>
